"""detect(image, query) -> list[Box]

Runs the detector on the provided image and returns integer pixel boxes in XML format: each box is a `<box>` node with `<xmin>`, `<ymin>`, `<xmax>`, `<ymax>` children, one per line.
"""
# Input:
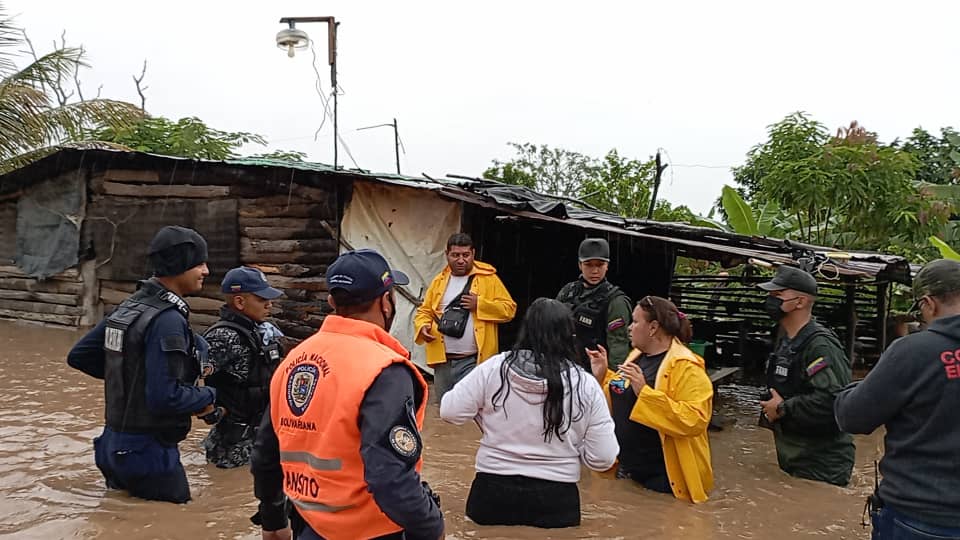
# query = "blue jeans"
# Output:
<box><xmin>872</xmin><ymin>505</ymin><xmax>960</xmax><ymax>540</ymax></box>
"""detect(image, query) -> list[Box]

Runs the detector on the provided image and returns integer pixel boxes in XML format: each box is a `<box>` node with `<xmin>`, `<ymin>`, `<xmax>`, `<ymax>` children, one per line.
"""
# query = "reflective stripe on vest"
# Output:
<box><xmin>279</xmin><ymin>451</ymin><xmax>342</xmax><ymax>471</ymax></box>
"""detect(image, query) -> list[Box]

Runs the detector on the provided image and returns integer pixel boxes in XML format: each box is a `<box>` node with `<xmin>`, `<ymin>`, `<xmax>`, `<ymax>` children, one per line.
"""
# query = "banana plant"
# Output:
<box><xmin>929</xmin><ymin>236</ymin><xmax>960</xmax><ymax>261</ymax></box>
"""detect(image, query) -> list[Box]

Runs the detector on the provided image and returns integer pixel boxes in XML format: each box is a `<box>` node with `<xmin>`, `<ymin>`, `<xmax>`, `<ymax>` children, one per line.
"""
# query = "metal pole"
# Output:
<box><xmin>331</xmin><ymin>22</ymin><xmax>339</xmax><ymax>169</ymax></box>
<box><xmin>393</xmin><ymin>118</ymin><xmax>400</xmax><ymax>174</ymax></box>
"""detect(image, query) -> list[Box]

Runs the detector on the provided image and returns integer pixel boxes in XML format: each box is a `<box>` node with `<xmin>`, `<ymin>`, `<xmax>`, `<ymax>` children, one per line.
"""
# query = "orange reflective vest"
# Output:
<box><xmin>270</xmin><ymin>315</ymin><xmax>429</xmax><ymax>540</ymax></box>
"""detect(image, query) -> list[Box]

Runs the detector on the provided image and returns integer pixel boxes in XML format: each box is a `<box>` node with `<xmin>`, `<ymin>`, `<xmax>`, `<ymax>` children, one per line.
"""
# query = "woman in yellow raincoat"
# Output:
<box><xmin>587</xmin><ymin>295</ymin><xmax>714</xmax><ymax>503</ymax></box>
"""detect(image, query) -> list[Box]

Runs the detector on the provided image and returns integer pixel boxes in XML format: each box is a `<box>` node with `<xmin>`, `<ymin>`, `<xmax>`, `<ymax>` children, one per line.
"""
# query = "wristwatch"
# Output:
<box><xmin>776</xmin><ymin>401</ymin><xmax>787</xmax><ymax>418</ymax></box>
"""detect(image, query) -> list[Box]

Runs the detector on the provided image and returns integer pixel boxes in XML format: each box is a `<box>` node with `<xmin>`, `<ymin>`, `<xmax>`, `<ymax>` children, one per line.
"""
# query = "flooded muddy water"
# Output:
<box><xmin>0</xmin><ymin>320</ymin><xmax>882</xmax><ymax>539</ymax></box>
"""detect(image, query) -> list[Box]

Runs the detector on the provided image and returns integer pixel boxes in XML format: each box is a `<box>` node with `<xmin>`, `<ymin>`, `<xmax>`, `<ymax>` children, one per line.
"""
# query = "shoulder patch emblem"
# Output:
<box><xmin>286</xmin><ymin>364</ymin><xmax>319</xmax><ymax>417</ymax></box>
<box><xmin>104</xmin><ymin>327</ymin><xmax>124</xmax><ymax>352</ymax></box>
<box><xmin>806</xmin><ymin>356</ymin><xmax>828</xmax><ymax>377</ymax></box>
<box><xmin>389</xmin><ymin>425</ymin><xmax>419</xmax><ymax>458</ymax></box>
<box><xmin>607</xmin><ymin>317</ymin><xmax>626</xmax><ymax>331</ymax></box>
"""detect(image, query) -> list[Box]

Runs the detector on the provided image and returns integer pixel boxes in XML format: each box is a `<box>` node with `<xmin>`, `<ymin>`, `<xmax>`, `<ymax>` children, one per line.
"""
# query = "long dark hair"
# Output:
<box><xmin>492</xmin><ymin>298</ymin><xmax>586</xmax><ymax>443</ymax></box>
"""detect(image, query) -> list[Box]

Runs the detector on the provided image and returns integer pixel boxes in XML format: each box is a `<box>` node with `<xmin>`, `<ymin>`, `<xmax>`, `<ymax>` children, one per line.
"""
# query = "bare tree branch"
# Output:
<box><xmin>19</xmin><ymin>28</ymin><xmax>48</xmax><ymax>95</ymax></box>
<box><xmin>51</xmin><ymin>31</ymin><xmax>73</xmax><ymax>106</ymax></box>
<box><xmin>132</xmin><ymin>59</ymin><xmax>147</xmax><ymax>112</ymax></box>
<box><xmin>73</xmin><ymin>44</ymin><xmax>85</xmax><ymax>102</ymax></box>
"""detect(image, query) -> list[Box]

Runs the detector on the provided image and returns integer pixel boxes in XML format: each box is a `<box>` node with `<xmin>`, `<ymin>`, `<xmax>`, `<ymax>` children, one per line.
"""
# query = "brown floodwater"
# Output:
<box><xmin>0</xmin><ymin>320</ymin><xmax>882</xmax><ymax>540</ymax></box>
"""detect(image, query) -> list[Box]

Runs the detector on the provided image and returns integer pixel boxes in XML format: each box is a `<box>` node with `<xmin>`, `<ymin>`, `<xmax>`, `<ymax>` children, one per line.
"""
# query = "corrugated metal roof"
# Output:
<box><xmin>0</xmin><ymin>147</ymin><xmax>913</xmax><ymax>283</ymax></box>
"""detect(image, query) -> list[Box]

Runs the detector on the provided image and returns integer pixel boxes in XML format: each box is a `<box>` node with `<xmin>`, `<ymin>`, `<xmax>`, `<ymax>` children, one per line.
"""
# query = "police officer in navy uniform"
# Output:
<box><xmin>202</xmin><ymin>266</ymin><xmax>285</xmax><ymax>468</ymax></box>
<box><xmin>556</xmin><ymin>238</ymin><xmax>633</xmax><ymax>370</ymax></box>
<box><xmin>67</xmin><ymin>226</ymin><xmax>218</xmax><ymax>503</ymax></box>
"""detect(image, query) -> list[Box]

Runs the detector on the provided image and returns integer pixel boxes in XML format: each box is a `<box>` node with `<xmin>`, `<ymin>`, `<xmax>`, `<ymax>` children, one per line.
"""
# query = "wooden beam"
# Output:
<box><xmin>0</xmin><ymin>278</ymin><xmax>82</xmax><ymax>295</ymax></box>
<box><xmin>100</xmin><ymin>280</ymin><xmax>137</xmax><ymax>293</ymax></box>
<box><xmin>0</xmin><ymin>298</ymin><xmax>83</xmax><ymax>315</ymax></box>
<box><xmin>0</xmin><ymin>309</ymin><xmax>78</xmax><ymax>326</ymax></box>
<box><xmin>266</xmin><ymin>275</ymin><xmax>328</xmax><ymax>292</ymax></box>
<box><xmin>0</xmin><ymin>289</ymin><xmax>78</xmax><ymax>306</ymax></box>
<box><xmin>241</xmin><ymin>226</ymin><xmax>331</xmax><ymax>240</ymax></box>
<box><xmin>239</xmin><ymin>217</ymin><xmax>337</xmax><ymax>230</ymax></box>
<box><xmin>238</xmin><ymin>204</ymin><xmax>332</xmax><ymax>219</ymax></box>
<box><xmin>99</xmin><ymin>287</ymin><xmax>130</xmax><ymax>306</ymax></box>
<box><xmin>249</xmin><ymin>263</ymin><xmax>325</xmax><ymax>277</ymax></box>
<box><xmin>103</xmin><ymin>169</ymin><xmax>161</xmax><ymax>184</ymax></box>
<box><xmin>100</xmin><ymin>181</ymin><xmax>231</xmax><ymax>198</ymax></box>
<box><xmin>0</xmin><ymin>265</ymin><xmax>80</xmax><ymax>281</ymax></box>
<box><xmin>241</xmin><ymin>238</ymin><xmax>338</xmax><ymax>253</ymax></box>
<box><xmin>240</xmin><ymin>249</ymin><xmax>337</xmax><ymax>265</ymax></box>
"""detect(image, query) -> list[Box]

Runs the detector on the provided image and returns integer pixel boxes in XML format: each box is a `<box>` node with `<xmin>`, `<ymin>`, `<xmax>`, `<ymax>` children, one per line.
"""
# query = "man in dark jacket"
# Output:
<box><xmin>67</xmin><ymin>226</ymin><xmax>217</xmax><ymax>503</ymax></box>
<box><xmin>757</xmin><ymin>265</ymin><xmax>854</xmax><ymax>486</ymax></box>
<box><xmin>202</xmin><ymin>266</ymin><xmax>285</xmax><ymax>468</ymax></box>
<box><xmin>835</xmin><ymin>259</ymin><xmax>960</xmax><ymax>538</ymax></box>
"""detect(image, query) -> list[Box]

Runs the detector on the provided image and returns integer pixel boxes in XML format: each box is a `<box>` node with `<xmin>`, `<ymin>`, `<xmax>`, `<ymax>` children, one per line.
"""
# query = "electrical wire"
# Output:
<box><xmin>308</xmin><ymin>40</ymin><xmax>361</xmax><ymax>169</ymax></box>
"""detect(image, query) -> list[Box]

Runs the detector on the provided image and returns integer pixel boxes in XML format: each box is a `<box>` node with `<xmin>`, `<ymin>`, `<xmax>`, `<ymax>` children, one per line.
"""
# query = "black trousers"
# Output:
<box><xmin>466</xmin><ymin>471</ymin><xmax>581</xmax><ymax>528</ymax></box>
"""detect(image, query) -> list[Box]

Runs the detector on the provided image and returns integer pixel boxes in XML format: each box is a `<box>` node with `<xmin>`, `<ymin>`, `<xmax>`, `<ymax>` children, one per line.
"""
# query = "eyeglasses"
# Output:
<box><xmin>779</xmin><ymin>296</ymin><xmax>803</xmax><ymax>304</ymax></box>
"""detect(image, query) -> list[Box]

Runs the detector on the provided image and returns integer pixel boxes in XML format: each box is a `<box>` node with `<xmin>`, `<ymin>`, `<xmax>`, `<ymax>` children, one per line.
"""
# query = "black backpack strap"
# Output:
<box><xmin>435</xmin><ymin>274</ymin><xmax>477</xmax><ymax>322</ymax></box>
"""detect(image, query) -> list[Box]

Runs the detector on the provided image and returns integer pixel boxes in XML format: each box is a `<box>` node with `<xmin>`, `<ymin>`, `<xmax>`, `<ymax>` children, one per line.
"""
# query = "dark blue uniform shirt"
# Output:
<box><xmin>67</xmin><ymin>311</ymin><xmax>215</xmax><ymax>415</ymax></box>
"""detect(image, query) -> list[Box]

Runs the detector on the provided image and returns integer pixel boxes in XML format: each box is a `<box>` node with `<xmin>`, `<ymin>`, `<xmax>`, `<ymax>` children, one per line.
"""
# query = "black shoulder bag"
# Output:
<box><xmin>436</xmin><ymin>275</ymin><xmax>476</xmax><ymax>338</ymax></box>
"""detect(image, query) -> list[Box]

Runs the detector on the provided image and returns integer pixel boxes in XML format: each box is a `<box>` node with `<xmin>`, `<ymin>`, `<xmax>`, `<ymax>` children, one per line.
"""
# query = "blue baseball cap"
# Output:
<box><xmin>221</xmin><ymin>266</ymin><xmax>283</xmax><ymax>300</ymax></box>
<box><xmin>326</xmin><ymin>249</ymin><xmax>410</xmax><ymax>306</ymax></box>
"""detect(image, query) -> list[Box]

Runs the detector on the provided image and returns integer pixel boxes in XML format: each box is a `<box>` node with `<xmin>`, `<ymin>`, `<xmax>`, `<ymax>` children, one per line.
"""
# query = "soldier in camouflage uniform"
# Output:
<box><xmin>202</xmin><ymin>267</ymin><xmax>285</xmax><ymax>468</ymax></box>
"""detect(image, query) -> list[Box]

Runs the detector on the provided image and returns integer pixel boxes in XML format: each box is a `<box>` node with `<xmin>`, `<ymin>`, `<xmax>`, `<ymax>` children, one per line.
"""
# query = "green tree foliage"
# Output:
<box><xmin>0</xmin><ymin>10</ymin><xmax>141</xmax><ymax>174</ymax></box>
<box><xmin>732</xmin><ymin>112</ymin><xmax>948</xmax><ymax>249</ymax></box>
<box><xmin>483</xmin><ymin>142</ymin><xmax>692</xmax><ymax>220</ymax></box>
<box><xmin>901</xmin><ymin>127</ymin><xmax>960</xmax><ymax>185</ymax></box>
<box><xmin>94</xmin><ymin>116</ymin><xmax>267</xmax><ymax>160</ymax></box>
<box><xmin>484</xmin><ymin>142</ymin><xmax>593</xmax><ymax>198</ymax></box>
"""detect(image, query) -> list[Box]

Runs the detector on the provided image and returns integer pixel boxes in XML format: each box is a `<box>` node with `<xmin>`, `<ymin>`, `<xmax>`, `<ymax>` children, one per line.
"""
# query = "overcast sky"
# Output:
<box><xmin>12</xmin><ymin>1</ymin><xmax>960</xmax><ymax>213</ymax></box>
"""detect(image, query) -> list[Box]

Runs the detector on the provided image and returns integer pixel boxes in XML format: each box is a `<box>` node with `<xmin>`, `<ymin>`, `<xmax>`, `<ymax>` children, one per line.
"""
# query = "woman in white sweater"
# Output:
<box><xmin>439</xmin><ymin>298</ymin><xmax>619</xmax><ymax>528</ymax></box>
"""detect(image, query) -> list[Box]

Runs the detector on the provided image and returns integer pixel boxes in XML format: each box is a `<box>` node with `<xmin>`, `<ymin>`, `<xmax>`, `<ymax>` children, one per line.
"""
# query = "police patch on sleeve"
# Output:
<box><xmin>607</xmin><ymin>317</ymin><xmax>626</xmax><ymax>332</ymax></box>
<box><xmin>286</xmin><ymin>364</ymin><xmax>320</xmax><ymax>417</ymax></box>
<box><xmin>389</xmin><ymin>425</ymin><xmax>420</xmax><ymax>458</ymax></box>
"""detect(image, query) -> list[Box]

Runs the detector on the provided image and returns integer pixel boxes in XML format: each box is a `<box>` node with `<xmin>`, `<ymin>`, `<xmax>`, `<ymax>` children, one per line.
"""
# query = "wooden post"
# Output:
<box><xmin>876</xmin><ymin>281</ymin><xmax>890</xmax><ymax>353</ymax></box>
<box><xmin>78</xmin><ymin>259</ymin><xmax>100</xmax><ymax>327</ymax></box>
<box><xmin>845</xmin><ymin>282</ymin><xmax>857</xmax><ymax>364</ymax></box>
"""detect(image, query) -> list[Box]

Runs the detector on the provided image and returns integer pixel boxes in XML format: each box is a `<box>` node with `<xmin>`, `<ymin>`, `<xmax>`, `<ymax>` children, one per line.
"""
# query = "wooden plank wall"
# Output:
<box><xmin>91</xmin><ymin>168</ymin><xmax>340</xmax><ymax>339</ymax></box>
<box><xmin>0</xmin><ymin>265</ymin><xmax>84</xmax><ymax>326</ymax></box>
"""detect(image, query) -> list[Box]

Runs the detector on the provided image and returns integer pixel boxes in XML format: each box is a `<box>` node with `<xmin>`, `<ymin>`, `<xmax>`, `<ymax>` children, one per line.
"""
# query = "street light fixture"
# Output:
<box><xmin>276</xmin><ymin>16</ymin><xmax>340</xmax><ymax>169</ymax></box>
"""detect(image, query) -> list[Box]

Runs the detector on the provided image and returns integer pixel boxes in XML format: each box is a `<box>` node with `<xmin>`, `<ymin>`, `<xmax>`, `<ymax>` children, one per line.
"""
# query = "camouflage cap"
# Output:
<box><xmin>913</xmin><ymin>259</ymin><xmax>960</xmax><ymax>299</ymax></box>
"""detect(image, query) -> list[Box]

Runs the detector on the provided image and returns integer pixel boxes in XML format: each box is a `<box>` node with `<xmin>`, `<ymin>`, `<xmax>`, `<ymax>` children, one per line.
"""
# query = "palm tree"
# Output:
<box><xmin>0</xmin><ymin>6</ymin><xmax>140</xmax><ymax>174</ymax></box>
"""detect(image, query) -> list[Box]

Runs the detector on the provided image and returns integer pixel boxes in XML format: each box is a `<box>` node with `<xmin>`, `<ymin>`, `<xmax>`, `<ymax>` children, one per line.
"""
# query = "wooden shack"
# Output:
<box><xmin>0</xmin><ymin>147</ymin><xmax>912</xmax><ymax>371</ymax></box>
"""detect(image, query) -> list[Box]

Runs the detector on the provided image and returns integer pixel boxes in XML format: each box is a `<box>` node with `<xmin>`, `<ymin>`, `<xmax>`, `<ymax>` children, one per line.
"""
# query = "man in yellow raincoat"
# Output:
<box><xmin>414</xmin><ymin>233</ymin><xmax>516</xmax><ymax>401</ymax></box>
<box><xmin>587</xmin><ymin>295</ymin><xmax>714</xmax><ymax>503</ymax></box>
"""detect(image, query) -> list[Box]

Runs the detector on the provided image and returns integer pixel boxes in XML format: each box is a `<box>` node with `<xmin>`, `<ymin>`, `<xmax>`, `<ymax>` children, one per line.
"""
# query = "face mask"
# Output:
<box><xmin>763</xmin><ymin>296</ymin><xmax>787</xmax><ymax>321</ymax></box>
<box><xmin>383</xmin><ymin>293</ymin><xmax>397</xmax><ymax>332</ymax></box>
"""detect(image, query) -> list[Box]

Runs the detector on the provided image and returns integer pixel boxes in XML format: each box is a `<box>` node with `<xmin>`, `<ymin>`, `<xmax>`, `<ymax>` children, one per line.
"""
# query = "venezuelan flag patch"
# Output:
<box><xmin>806</xmin><ymin>356</ymin><xmax>828</xmax><ymax>377</ymax></box>
<box><xmin>607</xmin><ymin>317</ymin><xmax>626</xmax><ymax>331</ymax></box>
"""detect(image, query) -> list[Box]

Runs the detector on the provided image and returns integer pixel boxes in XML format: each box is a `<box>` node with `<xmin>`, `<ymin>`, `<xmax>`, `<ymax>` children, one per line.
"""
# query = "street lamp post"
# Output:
<box><xmin>276</xmin><ymin>16</ymin><xmax>340</xmax><ymax>169</ymax></box>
